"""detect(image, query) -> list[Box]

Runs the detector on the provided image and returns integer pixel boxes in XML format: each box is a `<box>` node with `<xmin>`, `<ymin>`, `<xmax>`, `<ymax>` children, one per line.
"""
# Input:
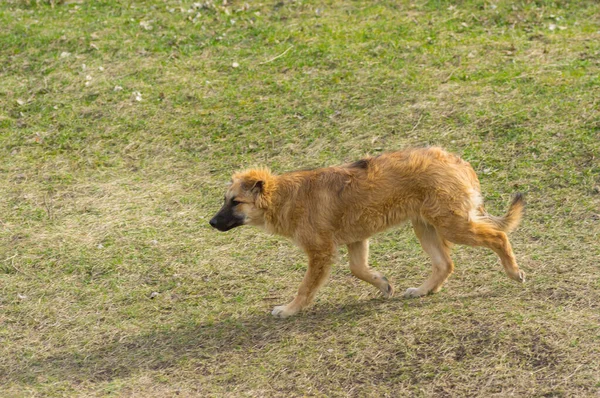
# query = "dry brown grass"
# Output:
<box><xmin>1</xmin><ymin>0</ymin><xmax>599</xmax><ymax>396</ymax></box>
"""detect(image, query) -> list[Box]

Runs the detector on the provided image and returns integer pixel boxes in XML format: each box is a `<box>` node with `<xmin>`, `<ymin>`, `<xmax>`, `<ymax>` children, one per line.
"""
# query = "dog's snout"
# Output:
<box><xmin>209</xmin><ymin>209</ymin><xmax>244</xmax><ymax>232</ymax></box>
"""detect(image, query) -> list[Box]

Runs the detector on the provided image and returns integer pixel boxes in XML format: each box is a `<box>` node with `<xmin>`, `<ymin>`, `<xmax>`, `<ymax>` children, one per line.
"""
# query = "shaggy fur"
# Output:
<box><xmin>209</xmin><ymin>147</ymin><xmax>525</xmax><ymax>318</ymax></box>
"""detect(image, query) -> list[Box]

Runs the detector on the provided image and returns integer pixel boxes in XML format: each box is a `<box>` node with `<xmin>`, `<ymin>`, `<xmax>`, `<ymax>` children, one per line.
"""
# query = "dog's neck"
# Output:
<box><xmin>262</xmin><ymin>172</ymin><xmax>307</xmax><ymax>238</ymax></box>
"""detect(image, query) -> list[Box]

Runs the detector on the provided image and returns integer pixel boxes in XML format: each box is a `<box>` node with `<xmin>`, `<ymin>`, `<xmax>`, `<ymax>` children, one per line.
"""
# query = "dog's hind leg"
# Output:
<box><xmin>437</xmin><ymin>219</ymin><xmax>525</xmax><ymax>283</ymax></box>
<box><xmin>272</xmin><ymin>245</ymin><xmax>335</xmax><ymax>318</ymax></box>
<box><xmin>404</xmin><ymin>220</ymin><xmax>454</xmax><ymax>298</ymax></box>
<box><xmin>348</xmin><ymin>240</ymin><xmax>394</xmax><ymax>298</ymax></box>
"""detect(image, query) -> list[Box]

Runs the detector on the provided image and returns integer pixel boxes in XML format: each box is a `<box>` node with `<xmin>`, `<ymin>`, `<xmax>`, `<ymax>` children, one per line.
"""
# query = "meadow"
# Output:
<box><xmin>1</xmin><ymin>0</ymin><xmax>599</xmax><ymax>396</ymax></box>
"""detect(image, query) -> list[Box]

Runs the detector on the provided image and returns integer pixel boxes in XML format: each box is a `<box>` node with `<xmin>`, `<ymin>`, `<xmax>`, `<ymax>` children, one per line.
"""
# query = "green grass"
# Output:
<box><xmin>1</xmin><ymin>0</ymin><xmax>599</xmax><ymax>396</ymax></box>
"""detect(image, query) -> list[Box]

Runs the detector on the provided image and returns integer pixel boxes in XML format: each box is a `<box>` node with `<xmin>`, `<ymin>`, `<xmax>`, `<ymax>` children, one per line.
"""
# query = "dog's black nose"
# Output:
<box><xmin>209</xmin><ymin>218</ymin><xmax>217</xmax><ymax>228</ymax></box>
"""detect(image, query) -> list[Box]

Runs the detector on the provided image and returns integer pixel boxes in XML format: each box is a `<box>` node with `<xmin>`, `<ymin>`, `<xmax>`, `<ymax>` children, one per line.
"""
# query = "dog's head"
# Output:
<box><xmin>209</xmin><ymin>168</ymin><xmax>273</xmax><ymax>232</ymax></box>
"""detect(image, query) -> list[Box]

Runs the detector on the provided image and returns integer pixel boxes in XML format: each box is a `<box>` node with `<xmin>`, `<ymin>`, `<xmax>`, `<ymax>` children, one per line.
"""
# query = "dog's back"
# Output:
<box><xmin>274</xmin><ymin>147</ymin><xmax>482</xmax><ymax>243</ymax></box>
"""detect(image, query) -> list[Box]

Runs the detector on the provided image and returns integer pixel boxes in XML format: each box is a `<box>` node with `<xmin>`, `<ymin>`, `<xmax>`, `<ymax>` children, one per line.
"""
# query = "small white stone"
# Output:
<box><xmin>140</xmin><ymin>20</ymin><xmax>153</xmax><ymax>30</ymax></box>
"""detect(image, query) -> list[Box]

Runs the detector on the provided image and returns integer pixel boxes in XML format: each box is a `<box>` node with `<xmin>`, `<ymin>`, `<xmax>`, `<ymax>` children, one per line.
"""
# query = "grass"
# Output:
<box><xmin>1</xmin><ymin>0</ymin><xmax>599</xmax><ymax>396</ymax></box>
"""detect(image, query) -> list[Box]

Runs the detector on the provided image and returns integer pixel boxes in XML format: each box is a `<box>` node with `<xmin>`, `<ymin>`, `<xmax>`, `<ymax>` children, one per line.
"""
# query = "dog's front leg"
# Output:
<box><xmin>272</xmin><ymin>248</ymin><xmax>334</xmax><ymax>318</ymax></box>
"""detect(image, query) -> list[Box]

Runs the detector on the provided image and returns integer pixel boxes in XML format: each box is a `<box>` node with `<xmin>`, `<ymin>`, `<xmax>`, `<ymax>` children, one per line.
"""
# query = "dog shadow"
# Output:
<box><xmin>2</xmin><ymin>284</ymin><xmax>509</xmax><ymax>389</ymax></box>
<box><xmin>4</xmin><ymin>297</ymin><xmax>434</xmax><ymax>387</ymax></box>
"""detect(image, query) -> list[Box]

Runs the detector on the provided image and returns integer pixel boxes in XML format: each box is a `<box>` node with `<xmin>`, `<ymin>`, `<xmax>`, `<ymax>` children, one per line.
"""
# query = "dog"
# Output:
<box><xmin>209</xmin><ymin>147</ymin><xmax>525</xmax><ymax>318</ymax></box>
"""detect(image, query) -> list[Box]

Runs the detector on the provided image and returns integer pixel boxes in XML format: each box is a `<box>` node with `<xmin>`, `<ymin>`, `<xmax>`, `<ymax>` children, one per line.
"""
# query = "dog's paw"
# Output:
<box><xmin>380</xmin><ymin>280</ymin><xmax>395</xmax><ymax>298</ymax></box>
<box><xmin>403</xmin><ymin>287</ymin><xmax>426</xmax><ymax>298</ymax></box>
<box><xmin>515</xmin><ymin>270</ymin><xmax>526</xmax><ymax>283</ymax></box>
<box><xmin>271</xmin><ymin>305</ymin><xmax>298</xmax><ymax>318</ymax></box>
<box><xmin>507</xmin><ymin>269</ymin><xmax>526</xmax><ymax>283</ymax></box>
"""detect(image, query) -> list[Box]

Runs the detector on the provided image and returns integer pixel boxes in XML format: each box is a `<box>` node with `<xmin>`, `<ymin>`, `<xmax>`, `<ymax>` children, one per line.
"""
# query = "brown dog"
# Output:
<box><xmin>209</xmin><ymin>147</ymin><xmax>525</xmax><ymax>318</ymax></box>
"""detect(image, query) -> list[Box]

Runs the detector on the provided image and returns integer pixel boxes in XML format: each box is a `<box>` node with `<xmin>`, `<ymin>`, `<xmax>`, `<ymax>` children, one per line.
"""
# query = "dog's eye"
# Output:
<box><xmin>231</xmin><ymin>199</ymin><xmax>240</xmax><ymax>206</ymax></box>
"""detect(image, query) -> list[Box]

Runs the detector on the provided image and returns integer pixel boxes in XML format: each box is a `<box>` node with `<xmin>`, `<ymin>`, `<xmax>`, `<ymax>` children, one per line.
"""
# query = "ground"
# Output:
<box><xmin>1</xmin><ymin>0</ymin><xmax>599</xmax><ymax>396</ymax></box>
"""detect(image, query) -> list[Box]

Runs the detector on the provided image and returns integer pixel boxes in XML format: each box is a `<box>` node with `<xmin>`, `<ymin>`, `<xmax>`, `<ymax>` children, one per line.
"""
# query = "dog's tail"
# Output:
<box><xmin>480</xmin><ymin>193</ymin><xmax>525</xmax><ymax>233</ymax></box>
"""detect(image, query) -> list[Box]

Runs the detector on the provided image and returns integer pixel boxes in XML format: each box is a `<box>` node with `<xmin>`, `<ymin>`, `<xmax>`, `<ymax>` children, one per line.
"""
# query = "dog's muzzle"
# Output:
<box><xmin>209</xmin><ymin>215</ymin><xmax>244</xmax><ymax>232</ymax></box>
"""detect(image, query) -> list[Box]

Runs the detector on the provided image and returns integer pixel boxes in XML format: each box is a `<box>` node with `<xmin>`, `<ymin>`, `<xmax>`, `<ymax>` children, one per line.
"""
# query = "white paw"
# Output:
<box><xmin>403</xmin><ymin>287</ymin><xmax>425</xmax><ymax>298</ymax></box>
<box><xmin>271</xmin><ymin>305</ymin><xmax>297</xmax><ymax>318</ymax></box>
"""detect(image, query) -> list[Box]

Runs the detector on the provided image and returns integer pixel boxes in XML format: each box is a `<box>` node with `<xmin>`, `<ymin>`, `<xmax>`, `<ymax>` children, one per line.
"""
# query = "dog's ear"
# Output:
<box><xmin>240</xmin><ymin>178</ymin><xmax>263</xmax><ymax>196</ymax></box>
<box><xmin>233</xmin><ymin>168</ymin><xmax>272</xmax><ymax>206</ymax></box>
<box><xmin>250</xmin><ymin>180</ymin><xmax>264</xmax><ymax>195</ymax></box>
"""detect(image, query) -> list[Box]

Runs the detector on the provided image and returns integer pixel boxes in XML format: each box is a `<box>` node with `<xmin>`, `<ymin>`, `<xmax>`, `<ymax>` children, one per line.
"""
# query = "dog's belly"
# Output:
<box><xmin>334</xmin><ymin>209</ymin><xmax>411</xmax><ymax>244</ymax></box>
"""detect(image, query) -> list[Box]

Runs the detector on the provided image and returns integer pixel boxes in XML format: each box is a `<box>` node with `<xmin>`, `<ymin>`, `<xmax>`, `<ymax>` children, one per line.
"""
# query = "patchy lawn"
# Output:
<box><xmin>1</xmin><ymin>0</ymin><xmax>599</xmax><ymax>396</ymax></box>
